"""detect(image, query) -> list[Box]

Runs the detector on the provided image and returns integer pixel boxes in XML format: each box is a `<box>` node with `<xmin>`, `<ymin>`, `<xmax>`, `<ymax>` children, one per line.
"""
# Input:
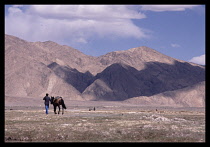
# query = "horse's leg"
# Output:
<box><xmin>62</xmin><ymin>107</ymin><xmax>64</xmax><ymax>115</ymax></box>
<box><xmin>58</xmin><ymin>105</ymin><xmax>60</xmax><ymax>114</ymax></box>
<box><xmin>54</xmin><ymin>105</ymin><xmax>57</xmax><ymax>114</ymax></box>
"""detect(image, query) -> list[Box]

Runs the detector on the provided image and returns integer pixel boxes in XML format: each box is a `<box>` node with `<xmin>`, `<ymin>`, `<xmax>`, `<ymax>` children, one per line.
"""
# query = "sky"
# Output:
<box><xmin>5</xmin><ymin>5</ymin><xmax>205</xmax><ymax>65</ymax></box>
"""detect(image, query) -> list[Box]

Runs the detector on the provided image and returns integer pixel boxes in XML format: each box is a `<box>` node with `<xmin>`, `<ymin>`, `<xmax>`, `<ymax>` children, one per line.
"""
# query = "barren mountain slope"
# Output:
<box><xmin>5</xmin><ymin>34</ymin><xmax>96</xmax><ymax>73</ymax></box>
<box><xmin>31</xmin><ymin>40</ymin><xmax>97</xmax><ymax>73</ymax></box>
<box><xmin>125</xmin><ymin>81</ymin><xmax>205</xmax><ymax>107</ymax></box>
<box><xmin>47</xmin><ymin>62</ymin><xmax>94</xmax><ymax>93</ymax></box>
<box><xmin>82</xmin><ymin>61</ymin><xmax>205</xmax><ymax>101</ymax></box>
<box><xmin>97</xmin><ymin>46</ymin><xmax>175</xmax><ymax>71</ymax></box>
<box><xmin>5</xmin><ymin>34</ymin><xmax>91</xmax><ymax>99</ymax></box>
<box><xmin>5</xmin><ymin>58</ymin><xmax>83</xmax><ymax>99</ymax></box>
<box><xmin>83</xmin><ymin>63</ymin><xmax>142</xmax><ymax>100</ymax></box>
<box><xmin>93</xmin><ymin>45</ymin><xmax>204</xmax><ymax>75</ymax></box>
<box><xmin>5</xmin><ymin>34</ymin><xmax>205</xmax><ymax>107</ymax></box>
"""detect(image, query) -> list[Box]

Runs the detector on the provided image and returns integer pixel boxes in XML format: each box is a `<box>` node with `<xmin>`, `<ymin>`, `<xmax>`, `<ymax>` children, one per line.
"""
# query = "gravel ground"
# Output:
<box><xmin>5</xmin><ymin>99</ymin><xmax>205</xmax><ymax>142</ymax></box>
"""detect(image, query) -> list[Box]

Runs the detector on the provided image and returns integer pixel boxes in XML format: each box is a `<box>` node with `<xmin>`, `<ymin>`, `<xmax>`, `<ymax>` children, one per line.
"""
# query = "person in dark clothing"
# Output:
<box><xmin>43</xmin><ymin>93</ymin><xmax>51</xmax><ymax>114</ymax></box>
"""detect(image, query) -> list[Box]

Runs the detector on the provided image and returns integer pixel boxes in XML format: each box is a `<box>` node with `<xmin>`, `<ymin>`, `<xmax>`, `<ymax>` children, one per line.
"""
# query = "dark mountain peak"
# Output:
<box><xmin>87</xmin><ymin>62</ymin><xmax>143</xmax><ymax>101</ymax></box>
<box><xmin>84</xmin><ymin>71</ymin><xmax>94</xmax><ymax>77</ymax></box>
<box><xmin>98</xmin><ymin>62</ymin><xmax>139</xmax><ymax>76</ymax></box>
<box><xmin>47</xmin><ymin>62</ymin><xmax>59</xmax><ymax>69</ymax></box>
<box><xmin>47</xmin><ymin>61</ymin><xmax>71</xmax><ymax>70</ymax></box>
<box><xmin>106</xmin><ymin>62</ymin><xmax>129</xmax><ymax>70</ymax></box>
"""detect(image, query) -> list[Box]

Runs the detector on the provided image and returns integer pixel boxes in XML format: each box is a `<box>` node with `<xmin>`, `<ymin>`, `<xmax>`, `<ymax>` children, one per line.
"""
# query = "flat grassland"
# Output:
<box><xmin>5</xmin><ymin>99</ymin><xmax>205</xmax><ymax>142</ymax></box>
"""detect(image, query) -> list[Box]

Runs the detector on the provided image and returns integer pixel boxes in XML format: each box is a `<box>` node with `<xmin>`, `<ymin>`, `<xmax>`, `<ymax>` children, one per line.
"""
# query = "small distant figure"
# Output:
<box><xmin>43</xmin><ymin>93</ymin><xmax>51</xmax><ymax>114</ymax></box>
<box><xmin>89</xmin><ymin>107</ymin><xmax>96</xmax><ymax>111</ymax></box>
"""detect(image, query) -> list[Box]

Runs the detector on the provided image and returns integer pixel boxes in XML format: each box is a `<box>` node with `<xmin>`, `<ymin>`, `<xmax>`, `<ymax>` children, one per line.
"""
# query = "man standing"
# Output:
<box><xmin>43</xmin><ymin>93</ymin><xmax>51</xmax><ymax>114</ymax></box>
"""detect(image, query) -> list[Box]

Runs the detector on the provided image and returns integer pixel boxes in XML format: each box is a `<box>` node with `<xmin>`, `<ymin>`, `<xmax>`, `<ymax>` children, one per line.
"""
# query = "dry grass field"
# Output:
<box><xmin>5</xmin><ymin>100</ymin><xmax>205</xmax><ymax>142</ymax></box>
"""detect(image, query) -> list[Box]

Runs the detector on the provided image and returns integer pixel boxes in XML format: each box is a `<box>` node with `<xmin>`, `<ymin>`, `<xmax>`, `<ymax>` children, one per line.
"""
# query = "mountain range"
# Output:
<box><xmin>5</xmin><ymin>34</ymin><xmax>205</xmax><ymax>107</ymax></box>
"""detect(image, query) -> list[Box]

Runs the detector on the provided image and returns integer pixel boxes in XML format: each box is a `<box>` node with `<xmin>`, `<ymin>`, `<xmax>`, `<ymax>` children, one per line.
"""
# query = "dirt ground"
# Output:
<box><xmin>5</xmin><ymin>97</ymin><xmax>205</xmax><ymax>142</ymax></box>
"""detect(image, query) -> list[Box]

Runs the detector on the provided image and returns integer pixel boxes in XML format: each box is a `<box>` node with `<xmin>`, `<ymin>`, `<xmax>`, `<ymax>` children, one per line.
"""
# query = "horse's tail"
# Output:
<box><xmin>61</xmin><ymin>99</ymin><xmax>66</xmax><ymax>109</ymax></box>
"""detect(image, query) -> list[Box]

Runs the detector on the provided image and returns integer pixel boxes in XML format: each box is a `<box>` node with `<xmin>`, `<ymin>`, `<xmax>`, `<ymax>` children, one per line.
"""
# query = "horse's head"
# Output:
<box><xmin>51</xmin><ymin>96</ymin><xmax>54</xmax><ymax>104</ymax></box>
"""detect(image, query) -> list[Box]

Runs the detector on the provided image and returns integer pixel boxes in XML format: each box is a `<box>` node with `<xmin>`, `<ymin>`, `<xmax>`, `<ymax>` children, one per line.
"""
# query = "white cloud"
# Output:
<box><xmin>28</xmin><ymin>5</ymin><xmax>146</xmax><ymax>20</ymax></box>
<box><xmin>140</xmin><ymin>5</ymin><xmax>199</xmax><ymax>12</ymax></box>
<box><xmin>189</xmin><ymin>54</ymin><xmax>205</xmax><ymax>65</ymax></box>
<box><xmin>5</xmin><ymin>5</ymin><xmax>148</xmax><ymax>45</ymax></box>
<box><xmin>171</xmin><ymin>43</ymin><xmax>180</xmax><ymax>48</ymax></box>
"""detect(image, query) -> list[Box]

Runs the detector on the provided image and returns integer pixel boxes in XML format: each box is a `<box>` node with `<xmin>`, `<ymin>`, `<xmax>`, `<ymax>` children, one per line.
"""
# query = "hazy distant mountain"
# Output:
<box><xmin>125</xmin><ymin>81</ymin><xmax>205</xmax><ymax>107</ymax></box>
<box><xmin>5</xmin><ymin>34</ymin><xmax>205</xmax><ymax>107</ymax></box>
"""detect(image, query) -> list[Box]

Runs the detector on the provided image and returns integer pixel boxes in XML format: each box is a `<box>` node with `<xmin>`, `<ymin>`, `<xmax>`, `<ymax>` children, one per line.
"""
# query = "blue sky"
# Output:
<box><xmin>5</xmin><ymin>5</ymin><xmax>205</xmax><ymax>65</ymax></box>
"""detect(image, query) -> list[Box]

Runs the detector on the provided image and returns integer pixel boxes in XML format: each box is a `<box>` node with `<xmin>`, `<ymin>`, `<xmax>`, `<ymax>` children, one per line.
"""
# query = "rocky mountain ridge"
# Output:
<box><xmin>5</xmin><ymin>34</ymin><xmax>205</xmax><ymax>107</ymax></box>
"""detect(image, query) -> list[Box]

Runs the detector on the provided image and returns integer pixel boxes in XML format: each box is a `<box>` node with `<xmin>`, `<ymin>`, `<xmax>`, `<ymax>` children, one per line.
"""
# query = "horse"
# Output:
<box><xmin>51</xmin><ymin>96</ymin><xmax>66</xmax><ymax>115</ymax></box>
